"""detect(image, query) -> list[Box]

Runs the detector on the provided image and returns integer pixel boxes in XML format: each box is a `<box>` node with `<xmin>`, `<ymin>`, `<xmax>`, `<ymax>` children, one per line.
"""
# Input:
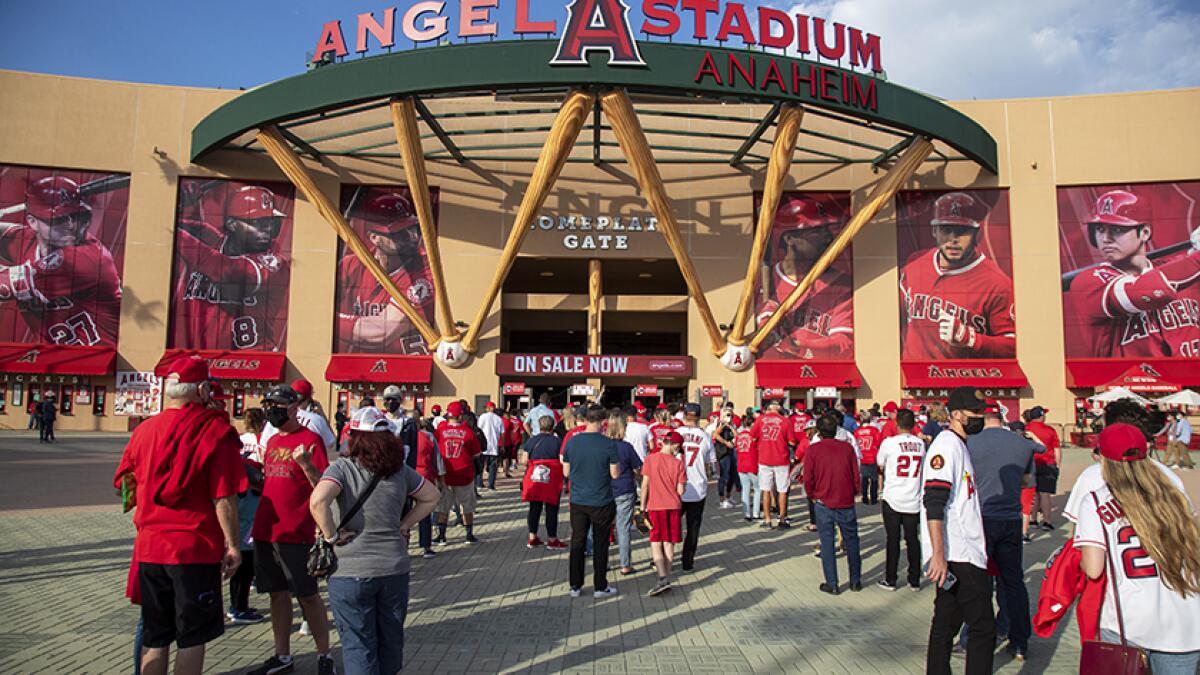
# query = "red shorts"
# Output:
<box><xmin>1021</xmin><ymin>487</ymin><xmax>1036</xmax><ymax>516</ymax></box>
<box><xmin>648</xmin><ymin>509</ymin><xmax>682</xmax><ymax>543</ymax></box>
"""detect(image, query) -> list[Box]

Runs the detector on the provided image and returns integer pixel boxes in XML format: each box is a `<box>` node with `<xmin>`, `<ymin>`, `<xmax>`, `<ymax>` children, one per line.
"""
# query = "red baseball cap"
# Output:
<box><xmin>431</xmin><ymin>404</ymin><xmax>442</xmax><ymax>414</ymax></box>
<box><xmin>485</xmin><ymin>401</ymin><xmax>497</xmax><ymax>410</ymax></box>
<box><xmin>633</xmin><ymin>401</ymin><xmax>646</xmax><ymax>411</ymax></box>
<box><xmin>446</xmin><ymin>401</ymin><xmax>464</xmax><ymax>418</ymax></box>
<box><xmin>982</xmin><ymin>398</ymin><xmax>1002</xmax><ymax>414</ymax></box>
<box><xmin>361</xmin><ymin>191</ymin><xmax>417</xmax><ymax>235</ymax></box>
<box><xmin>883</xmin><ymin>401</ymin><xmax>899</xmax><ymax>413</ymax></box>
<box><xmin>168</xmin><ymin>356</ymin><xmax>209</xmax><ymax>384</ymax></box>
<box><xmin>655</xmin><ymin>403</ymin><xmax>668</xmax><ymax>410</ymax></box>
<box><xmin>931</xmin><ymin>191</ymin><xmax>988</xmax><ymax>228</ymax></box>
<box><xmin>208</xmin><ymin>381</ymin><xmax>233</xmax><ymax>401</ymax></box>
<box><xmin>227</xmin><ymin>185</ymin><xmax>285</xmax><ymax>220</ymax></box>
<box><xmin>1097</xmin><ymin>423</ymin><xmax>1148</xmax><ymax>462</ymax></box>
<box><xmin>290</xmin><ymin>379</ymin><xmax>314</xmax><ymax>398</ymax></box>
<box><xmin>663</xmin><ymin>431</ymin><xmax>684</xmax><ymax>446</ymax></box>
<box><xmin>26</xmin><ymin>176</ymin><xmax>91</xmax><ymax>221</ymax></box>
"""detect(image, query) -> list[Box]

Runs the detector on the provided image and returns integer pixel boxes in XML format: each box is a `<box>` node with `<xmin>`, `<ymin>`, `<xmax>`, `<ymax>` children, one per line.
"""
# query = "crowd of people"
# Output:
<box><xmin>111</xmin><ymin>362</ymin><xmax>1200</xmax><ymax>674</ymax></box>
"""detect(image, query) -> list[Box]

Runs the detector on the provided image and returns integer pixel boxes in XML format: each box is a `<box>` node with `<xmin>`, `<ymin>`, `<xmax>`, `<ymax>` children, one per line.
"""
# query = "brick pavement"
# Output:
<box><xmin>3</xmin><ymin>436</ymin><xmax>1184</xmax><ymax>674</ymax></box>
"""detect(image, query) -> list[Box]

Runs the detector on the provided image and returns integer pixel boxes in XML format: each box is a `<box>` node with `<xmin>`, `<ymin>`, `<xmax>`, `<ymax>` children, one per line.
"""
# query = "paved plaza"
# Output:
<box><xmin>2</xmin><ymin>432</ymin><xmax>1194</xmax><ymax>674</ymax></box>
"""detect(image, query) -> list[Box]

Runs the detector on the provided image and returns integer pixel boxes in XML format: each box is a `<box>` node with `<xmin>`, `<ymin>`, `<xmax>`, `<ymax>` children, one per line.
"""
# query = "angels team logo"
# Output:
<box><xmin>1138</xmin><ymin>363</ymin><xmax>1162</xmax><ymax>377</ymax></box>
<box><xmin>16</xmin><ymin>348</ymin><xmax>39</xmax><ymax>363</ymax></box>
<box><xmin>370</xmin><ymin>359</ymin><xmax>388</xmax><ymax>373</ymax></box>
<box><xmin>256</xmin><ymin>254</ymin><xmax>282</xmax><ymax>272</ymax></box>
<box><xmin>37</xmin><ymin>250</ymin><xmax>64</xmax><ymax>272</ymax></box>
<box><xmin>800</xmin><ymin>365</ymin><xmax>816</xmax><ymax>378</ymax></box>
<box><xmin>1100</xmin><ymin>195</ymin><xmax>1115</xmax><ymax>215</ymax></box>
<box><xmin>260</xmin><ymin>191</ymin><xmax>273</xmax><ymax>211</ymax></box>
<box><xmin>551</xmin><ymin>0</ymin><xmax>645</xmax><ymax>67</ymax></box>
<box><xmin>407</xmin><ymin>278</ymin><xmax>433</xmax><ymax>306</ymax></box>
<box><xmin>929</xmin><ymin>454</ymin><xmax>944</xmax><ymax>470</ymax></box>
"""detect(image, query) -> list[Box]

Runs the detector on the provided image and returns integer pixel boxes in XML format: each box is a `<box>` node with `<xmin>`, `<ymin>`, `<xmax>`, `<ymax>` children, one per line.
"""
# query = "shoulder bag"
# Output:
<box><xmin>307</xmin><ymin>471</ymin><xmax>383</xmax><ymax>579</ymax></box>
<box><xmin>1078</xmin><ymin>492</ymin><xmax>1149</xmax><ymax>675</ymax></box>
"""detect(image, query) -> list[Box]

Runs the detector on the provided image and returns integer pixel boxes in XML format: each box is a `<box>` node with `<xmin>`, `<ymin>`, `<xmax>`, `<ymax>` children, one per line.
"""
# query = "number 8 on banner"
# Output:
<box><xmin>232</xmin><ymin>316</ymin><xmax>259</xmax><ymax>349</ymax></box>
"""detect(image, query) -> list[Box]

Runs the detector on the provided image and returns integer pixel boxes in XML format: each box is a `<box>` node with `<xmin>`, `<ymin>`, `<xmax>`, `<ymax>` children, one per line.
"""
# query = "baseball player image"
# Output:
<box><xmin>0</xmin><ymin>174</ymin><xmax>124</xmax><ymax>346</ymax></box>
<box><xmin>754</xmin><ymin>194</ymin><xmax>854</xmax><ymax>360</ymax></box>
<box><xmin>899</xmin><ymin>191</ymin><xmax>1017</xmax><ymax>359</ymax></box>
<box><xmin>1062</xmin><ymin>189</ymin><xmax>1200</xmax><ymax>358</ymax></box>
<box><xmin>334</xmin><ymin>187</ymin><xmax>435</xmax><ymax>354</ymax></box>
<box><xmin>170</xmin><ymin>181</ymin><xmax>292</xmax><ymax>351</ymax></box>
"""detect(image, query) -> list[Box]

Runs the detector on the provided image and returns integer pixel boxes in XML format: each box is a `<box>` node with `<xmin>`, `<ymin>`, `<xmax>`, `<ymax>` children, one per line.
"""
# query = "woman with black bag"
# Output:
<box><xmin>309</xmin><ymin>407</ymin><xmax>440</xmax><ymax>675</ymax></box>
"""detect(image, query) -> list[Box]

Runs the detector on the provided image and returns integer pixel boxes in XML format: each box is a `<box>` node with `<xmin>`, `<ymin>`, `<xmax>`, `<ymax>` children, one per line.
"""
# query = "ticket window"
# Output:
<box><xmin>337</xmin><ymin>390</ymin><xmax>351</xmax><ymax>415</ymax></box>
<box><xmin>92</xmin><ymin>386</ymin><xmax>106</xmax><ymax>416</ymax></box>
<box><xmin>12</xmin><ymin>383</ymin><xmax>24</xmax><ymax>414</ymax></box>
<box><xmin>61</xmin><ymin>386</ymin><xmax>75</xmax><ymax>415</ymax></box>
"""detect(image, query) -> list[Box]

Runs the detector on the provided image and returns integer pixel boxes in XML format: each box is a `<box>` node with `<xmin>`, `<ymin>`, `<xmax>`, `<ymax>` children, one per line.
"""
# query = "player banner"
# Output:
<box><xmin>333</xmin><ymin>185</ymin><xmax>437</xmax><ymax>356</ymax></box>
<box><xmin>752</xmin><ymin>191</ymin><xmax>854</xmax><ymax>362</ymax></box>
<box><xmin>0</xmin><ymin>164</ymin><xmax>128</xmax><ymax>350</ymax></box>
<box><xmin>167</xmin><ymin>178</ymin><xmax>295</xmax><ymax>352</ymax></box>
<box><xmin>1057</xmin><ymin>182</ymin><xmax>1200</xmax><ymax>383</ymax></box>
<box><xmin>897</xmin><ymin>189</ymin><xmax>1017</xmax><ymax>361</ymax></box>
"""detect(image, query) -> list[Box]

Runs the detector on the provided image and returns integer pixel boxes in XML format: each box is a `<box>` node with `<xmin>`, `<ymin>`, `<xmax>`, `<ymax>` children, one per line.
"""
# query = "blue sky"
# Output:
<box><xmin>1</xmin><ymin>1</ymin><xmax>1197</xmax><ymax>99</ymax></box>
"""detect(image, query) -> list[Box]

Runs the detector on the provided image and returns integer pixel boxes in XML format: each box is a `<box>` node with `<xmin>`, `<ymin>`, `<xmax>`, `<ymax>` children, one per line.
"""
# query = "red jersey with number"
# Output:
<box><xmin>0</xmin><ymin>225</ymin><xmax>122</xmax><ymax>345</ymax></box>
<box><xmin>756</xmin><ymin>262</ymin><xmax>853</xmax><ymax>360</ymax></box>
<box><xmin>170</xmin><ymin>223</ymin><xmax>289</xmax><ymax>351</ymax></box>
<box><xmin>791</xmin><ymin>412</ymin><xmax>812</xmax><ymax>440</ymax></box>
<box><xmin>334</xmin><ymin>253</ymin><xmax>435</xmax><ymax>355</ymax></box>
<box><xmin>853</xmin><ymin>425</ymin><xmax>883</xmax><ymax>465</ymax></box>
<box><xmin>252</xmin><ymin>428</ymin><xmax>328</xmax><ymax>545</ymax></box>
<box><xmin>435</xmin><ymin>421</ymin><xmax>480</xmax><ymax>486</ymax></box>
<box><xmin>900</xmin><ymin>250</ymin><xmax>1016</xmax><ymax>359</ymax></box>
<box><xmin>648</xmin><ymin>422</ymin><xmax>673</xmax><ymax>453</ymax></box>
<box><xmin>750</xmin><ymin>412</ymin><xmax>796</xmax><ymax>466</ymax></box>
<box><xmin>734</xmin><ymin>429</ymin><xmax>758</xmax><ymax>475</ymax></box>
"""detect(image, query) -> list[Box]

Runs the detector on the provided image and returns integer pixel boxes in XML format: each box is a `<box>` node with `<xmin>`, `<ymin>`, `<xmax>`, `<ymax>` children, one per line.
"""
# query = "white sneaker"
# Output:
<box><xmin>593</xmin><ymin>585</ymin><xmax>618</xmax><ymax>598</ymax></box>
<box><xmin>569</xmin><ymin>588</ymin><xmax>582</xmax><ymax>598</ymax></box>
<box><xmin>298</xmin><ymin>620</ymin><xmax>311</xmax><ymax>636</ymax></box>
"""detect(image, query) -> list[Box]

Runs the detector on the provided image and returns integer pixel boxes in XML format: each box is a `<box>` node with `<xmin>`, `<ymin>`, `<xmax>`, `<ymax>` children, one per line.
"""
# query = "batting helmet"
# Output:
<box><xmin>26</xmin><ymin>176</ymin><xmax>91</xmax><ymax>221</ymax></box>
<box><xmin>1085</xmin><ymin>190</ymin><xmax>1149</xmax><ymax>247</ymax></box>
<box><xmin>775</xmin><ymin>195</ymin><xmax>843</xmax><ymax>233</ymax></box>
<box><xmin>930</xmin><ymin>192</ymin><xmax>988</xmax><ymax>228</ymax></box>
<box><xmin>362</xmin><ymin>191</ymin><xmax>417</xmax><ymax>235</ymax></box>
<box><xmin>226</xmin><ymin>185</ymin><xmax>285</xmax><ymax>220</ymax></box>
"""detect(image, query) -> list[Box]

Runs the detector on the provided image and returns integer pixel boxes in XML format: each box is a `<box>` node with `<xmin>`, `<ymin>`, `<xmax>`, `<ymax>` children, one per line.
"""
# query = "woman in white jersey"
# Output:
<box><xmin>1074</xmin><ymin>423</ymin><xmax>1200</xmax><ymax>674</ymax></box>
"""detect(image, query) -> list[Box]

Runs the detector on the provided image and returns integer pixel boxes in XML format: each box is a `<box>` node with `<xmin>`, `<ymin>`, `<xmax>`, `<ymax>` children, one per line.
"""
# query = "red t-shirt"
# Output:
<box><xmin>880</xmin><ymin>418</ymin><xmax>898</xmax><ymax>439</ymax></box>
<box><xmin>435</xmin><ymin>421</ymin><xmax>480</xmax><ymax>486</ymax></box>
<box><xmin>642</xmin><ymin>451</ymin><xmax>685</xmax><ymax>512</ymax></box>
<box><xmin>1026</xmin><ymin>420</ymin><xmax>1060</xmax><ymax>466</ymax></box>
<box><xmin>791</xmin><ymin>412</ymin><xmax>811</xmax><ymax>439</ymax></box>
<box><xmin>750</xmin><ymin>412</ymin><xmax>796</xmax><ymax>466</ymax></box>
<box><xmin>647</xmin><ymin>422</ymin><xmax>673</xmax><ymax>453</ymax></box>
<box><xmin>734</xmin><ymin>429</ymin><xmax>758</xmax><ymax>475</ymax></box>
<box><xmin>252</xmin><ymin>428</ymin><xmax>329</xmax><ymax>545</ymax></box>
<box><xmin>115</xmin><ymin>406</ymin><xmax>244</xmax><ymax>564</ymax></box>
<box><xmin>415</xmin><ymin>430</ymin><xmax>439</xmax><ymax>483</ymax></box>
<box><xmin>559</xmin><ymin>425</ymin><xmax>586</xmax><ymax>457</ymax></box>
<box><xmin>854</xmin><ymin>425</ymin><xmax>884</xmax><ymax>465</ymax></box>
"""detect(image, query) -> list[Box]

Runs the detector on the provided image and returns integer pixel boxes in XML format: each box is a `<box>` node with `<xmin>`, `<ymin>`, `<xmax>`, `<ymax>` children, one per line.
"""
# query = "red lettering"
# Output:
<box><xmin>552</xmin><ymin>0</ymin><xmax>645</xmax><ymax>66</ymax></box>
<box><xmin>757</xmin><ymin>7</ymin><xmax>793</xmax><ymax>49</ymax></box>
<box><xmin>716</xmin><ymin>2</ymin><xmax>756</xmax><ymax>44</ymax></box>
<box><xmin>355</xmin><ymin>9</ymin><xmax>395</xmax><ymax>54</ymax></box>
<box><xmin>849</xmin><ymin>27</ymin><xmax>882</xmax><ymax>72</ymax></box>
<box><xmin>695</xmin><ymin>50</ymin><xmax>722</xmax><ymax>84</ymax></box>
<box><xmin>852</xmin><ymin>76</ymin><xmax>877</xmax><ymax>110</ymax></box>
<box><xmin>813</xmin><ymin>18</ymin><xmax>845</xmax><ymax>61</ymax></box>
<box><xmin>792</xmin><ymin>62</ymin><xmax>816</xmax><ymax>97</ymax></box>
<box><xmin>459</xmin><ymin>0</ymin><xmax>499</xmax><ymax>38</ymax></box>
<box><xmin>819</xmin><ymin>66</ymin><xmax>839</xmax><ymax>101</ymax></box>
<box><xmin>515</xmin><ymin>0</ymin><xmax>556</xmax><ymax>34</ymax></box>
<box><xmin>641</xmin><ymin>0</ymin><xmax>680</xmax><ymax>37</ymax></box>
<box><xmin>313</xmin><ymin>20</ymin><xmax>348</xmax><ymax>62</ymax></box>
<box><xmin>794</xmin><ymin>13</ymin><xmax>810</xmax><ymax>53</ymax></box>
<box><xmin>760</xmin><ymin>58</ymin><xmax>786</xmax><ymax>93</ymax></box>
<box><xmin>728</xmin><ymin>53</ymin><xmax>755</xmax><ymax>88</ymax></box>
<box><xmin>680</xmin><ymin>0</ymin><xmax>719</xmax><ymax>39</ymax></box>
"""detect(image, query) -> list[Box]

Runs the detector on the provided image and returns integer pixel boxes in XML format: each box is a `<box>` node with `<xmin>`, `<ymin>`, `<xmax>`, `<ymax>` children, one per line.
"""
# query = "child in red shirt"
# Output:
<box><xmin>640</xmin><ymin>431</ymin><xmax>687</xmax><ymax>596</ymax></box>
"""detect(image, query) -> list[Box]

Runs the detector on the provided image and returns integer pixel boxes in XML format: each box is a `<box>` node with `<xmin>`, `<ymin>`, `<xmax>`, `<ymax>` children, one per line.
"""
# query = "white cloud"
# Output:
<box><xmin>774</xmin><ymin>0</ymin><xmax>1200</xmax><ymax>99</ymax></box>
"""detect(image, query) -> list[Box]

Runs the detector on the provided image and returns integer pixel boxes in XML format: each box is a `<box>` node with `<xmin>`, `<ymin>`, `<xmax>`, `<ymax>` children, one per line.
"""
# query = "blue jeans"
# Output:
<box><xmin>418</xmin><ymin>514</ymin><xmax>432</xmax><ymax>550</ymax></box>
<box><xmin>814</xmin><ymin>502</ymin><xmax>861</xmax><ymax>587</ymax></box>
<box><xmin>738</xmin><ymin>472</ymin><xmax>761</xmax><ymax>518</ymax></box>
<box><xmin>1100</xmin><ymin>629</ymin><xmax>1200</xmax><ymax>675</ymax></box>
<box><xmin>614</xmin><ymin>492</ymin><xmax>636</xmax><ymax>568</ymax></box>
<box><xmin>328</xmin><ymin>574</ymin><xmax>410</xmax><ymax>675</ymax></box>
<box><xmin>717</xmin><ymin>453</ymin><xmax>735</xmax><ymax>498</ymax></box>
<box><xmin>480</xmin><ymin>455</ymin><xmax>500</xmax><ymax>489</ymax></box>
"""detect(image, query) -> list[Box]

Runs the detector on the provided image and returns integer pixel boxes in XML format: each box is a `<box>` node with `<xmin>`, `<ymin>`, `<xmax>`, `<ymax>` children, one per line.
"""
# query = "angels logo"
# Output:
<box><xmin>407</xmin><ymin>278</ymin><xmax>433</xmax><ymax>306</ymax></box>
<box><xmin>1138</xmin><ymin>363</ymin><xmax>1162</xmax><ymax>377</ymax></box>
<box><xmin>949</xmin><ymin>201</ymin><xmax>961</xmax><ymax>217</ymax></box>
<box><xmin>260</xmin><ymin>191</ymin><xmax>273</xmax><ymax>212</ymax></box>
<box><xmin>256</xmin><ymin>254</ymin><xmax>281</xmax><ymax>272</ymax></box>
<box><xmin>800</xmin><ymin>365</ymin><xmax>816</xmax><ymax>378</ymax></box>
<box><xmin>1100</xmin><ymin>196</ymin><xmax>1115</xmax><ymax>215</ymax></box>
<box><xmin>37</xmin><ymin>250</ymin><xmax>64</xmax><ymax>272</ymax></box>
<box><xmin>551</xmin><ymin>0</ymin><xmax>645</xmax><ymax>67</ymax></box>
<box><xmin>16</xmin><ymin>348</ymin><xmax>39</xmax><ymax>364</ymax></box>
<box><xmin>370</xmin><ymin>359</ymin><xmax>388</xmax><ymax>373</ymax></box>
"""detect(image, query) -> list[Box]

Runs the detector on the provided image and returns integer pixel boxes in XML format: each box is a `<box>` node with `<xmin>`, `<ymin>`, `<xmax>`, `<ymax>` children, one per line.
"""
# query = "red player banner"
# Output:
<box><xmin>167</xmin><ymin>178</ymin><xmax>295</xmax><ymax>352</ymax></box>
<box><xmin>0</xmin><ymin>164</ymin><xmax>128</xmax><ymax>373</ymax></box>
<box><xmin>333</xmin><ymin>185</ymin><xmax>437</xmax><ymax>357</ymax></box>
<box><xmin>1056</xmin><ymin>182</ymin><xmax>1200</xmax><ymax>386</ymax></box>
<box><xmin>752</xmin><ymin>191</ymin><xmax>855</xmax><ymax>362</ymax></box>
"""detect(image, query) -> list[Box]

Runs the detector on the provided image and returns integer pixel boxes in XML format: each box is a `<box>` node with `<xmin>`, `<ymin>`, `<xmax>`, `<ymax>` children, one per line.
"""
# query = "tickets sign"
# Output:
<box><xmin>503</xmin><ymin>382</ymin><xmax>527</xmax><ymax>395</ymax></box>
<box><xmin>634</xmin><ymin>384</ymin><xmax>659</xmax><ymax>397</ymax></box>
<box><xmin>701</xmin><ymin>385</ymin><xmax>724</xmax><ymax>397</ymax></box>
<box><xmin>496</xmin><ymin>353</ymin><xmax>693</xmax><ymax>377</ymax></box>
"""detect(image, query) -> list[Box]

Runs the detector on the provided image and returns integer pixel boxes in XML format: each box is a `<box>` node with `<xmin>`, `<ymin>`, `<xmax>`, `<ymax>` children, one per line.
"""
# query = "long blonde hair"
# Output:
<box><xmin>1101</xmin><ymin>458</ymin><xmax>1200</xmax><ymax>596</ymax></box>
<box><xmin>606</xmin><ymin>412</ymin><xmax>626</xmax><ymax>440</ymax></box>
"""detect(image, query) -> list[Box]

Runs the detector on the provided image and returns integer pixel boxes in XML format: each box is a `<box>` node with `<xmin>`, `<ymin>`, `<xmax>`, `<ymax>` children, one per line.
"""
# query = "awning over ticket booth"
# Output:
<box><xmin>1067</xmin><ymin>359</ymin><xmax>1193</xmax><ymax>389</ymax></box>
<box><xmin>901</xmin><ymin>360</ymin><xmax>1027</xmax><ymax>388</ymax></box>
<box><xmin>155</xmin><ymin>349</ymin><xmax>287</xmax><ymax>380</ymax></box>
<box><xmin>0</xmin><ymin>343</ymin><xmax>116</xmax><ymax>375</ymax></box>
<box><xmin>325</xmin><ymin>354</ymin><xmax>433</xmax><ymax>384</ymax></box>
<box><xmin>755</xmin><ymin>360</ymin><xmax>861</xmax><ymax>388</ymax></box>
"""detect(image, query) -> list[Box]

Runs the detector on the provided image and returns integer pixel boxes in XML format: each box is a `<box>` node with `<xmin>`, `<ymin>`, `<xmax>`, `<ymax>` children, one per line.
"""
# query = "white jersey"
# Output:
<box><xmin>876</xmin><ymin>433</ymin><xmax>926</xmax><ymax>513</ymax></box>
<box><xmin>260</xmin><ymin>408</ymin><xmax>336</xmax><ymax>454</ymax></box>
<box><xmin>1074</xmin><ymin>477</ymin><xmax>1200</xmax><ymax>652</ymax></box>
<box><xmin>835</xmin><ymin>426</ymin><xmax>861</xmax><ymax>462</ymax></box>
<box><xmin>677</xmin><ymin>425</ymin><xmax>716</xmax><ymax>503</ymax></box>
<box><xmin>624</xmin><ymin>420</ymin><xmax>652</xmax><ymax>461</ymax></box>
<box><xmin>477</xmin><ymin>411</ymin><xmax>505</xmax><ymax>456</ymax></box>
<box><xmin>431</xmin><ymin>414</ymin><xmax>445</xmax><ymax>430</ymax></box>
<box><xmin>239</xmin><ymin>431</ymin><xmax>265</xmax><ymax>464</ymax></box>
<box><xmin>1062</xmin><ymin>459</ymin><xmax>1176</xmax><ymax>522</ymax></box>
<box><xmin>920</xmin><ymin>430</ymin><xmax>987</xmax><ymax>569</ymax></box>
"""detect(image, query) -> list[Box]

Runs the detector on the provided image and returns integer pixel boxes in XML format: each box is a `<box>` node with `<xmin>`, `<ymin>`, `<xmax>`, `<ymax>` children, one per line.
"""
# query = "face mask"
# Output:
<box><xmin>265</xmin><ymin>407</ymin><xmax>290</xmax><ymax>428</ymax></box>
<box><xmin>385</xmin><ymin>399</ymin><xmax>401</xmax><ymax>413</ymax></box>
<box><xmin>963</xmin><ymin>416</ymin><xmax>985</xmax><ymax>436</ymax></box>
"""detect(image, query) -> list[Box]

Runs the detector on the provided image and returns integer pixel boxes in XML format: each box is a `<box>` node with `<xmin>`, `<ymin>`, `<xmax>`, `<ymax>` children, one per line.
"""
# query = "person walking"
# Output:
<box><xmin>750</xmin><ymin>400</ymin><xmax>797</xmax><ymax>528</ymax></box>
<box><xmin>709</xmin><ymin>407</ymin><xmax>739</xmax><ymax>508</ymax></box>
<box><xmin>854</xmin><ymin>418</ymin><xmax>883</xmax><ymax>505</ymax></box>
<box><xmin>623</xmin><ymin>405</ymin><xmax>652</xmax><ymax>461</ymax></box>
<box><xmin>964</xmin><ymin>400</ymin><xmax>1039</xmax><ymax>661</ymax></box>
<box><xmin>640</xmin><ymin>431</ymin><xmax>687</xmax><ymax>596</ymax></box>
<box><xmin>113</xmin><ymin>357</ymin><xmax>244</xmax><ymax>675</ymax></box>
<box><xmin>562</xmin><ymin>403</ymin><xmax>620</xmax><ymax>598</ymax></box>
<box><xmin>26</xmin><ymin>393</ymin><xmax>41</xmax><ymax>432</ymax></box>
<box><xmin>1024</xmin><ymin>406</ymin><xmax>1061</xmax><ymax>530</ymax></box>
<box><xmin>309</xmin><ymin>407</ymin><xmax>441</xmax><ymax>675</ymax></box>
<box><xmin>248</xmin><ymin>385</ymin><xmax>336</xmax><ymax>675</ymax></box>
<box><xmin>607</xmin><ymin>413</ymin><xmax>643</xmax><ymax>575</ymax></box>
<box><xmin>1166</xmin><ymin>411</ymin><xmax>1194</xmax><ymax>469</ymax></box>
<box><xmin>734</xmin><ymin>417</ymin><xmax>761</xmax><ymax>522</ymax></box>
<box><xmin>677</xmin><ymin>403</ymin><xmax>717</xmax><ymax>572</ymax></box>
<box><xmin>521</xmin><ymin>415</ymin><xmax>568</xmax><ymax>550</ymax></box>
<box><xmin>38</xmin><ymin>392</ymin><xmax>57</xmax><ymax>443</ymax></box>
<box><xmin>260</xmin><ymin>380</ymin><xmax>337</xmax><ymax>452</ymax></box>
<box><xmin>229</xmin><ymin>408</ymin><xmax>267</xmax><ymax>624</ymax></box>
<box><xmin>334</xmin><ymin>402</ymin><xmax>348</xmax><ymax>443</ymax></box>
<box><xmin>432</xmin><ymin>401</ymin><xmax>481</xmax><ymax>545</ymax></box>
<box><xmin>803</xmin><ymin>414</ymin><xmax>862</xmax><ymax>594</ymax></box>
<box><xmin>922</xmin><ymin>386</ymin><xmax>993</xmax><ymax>675</ymax></box>
<box><xmin>476</xmin><ymin>401</ymin><xmax>505</xmax><ymax>490</ymax></box>
<box><xmin>413</xmin><ymin>419</ymin><xmax>441</xmax><ymax>558</ymax></box>
<box><xmin>874</xmin><ymin>409</ymin><xmax>925</xmax><ymax>592</ymax></box>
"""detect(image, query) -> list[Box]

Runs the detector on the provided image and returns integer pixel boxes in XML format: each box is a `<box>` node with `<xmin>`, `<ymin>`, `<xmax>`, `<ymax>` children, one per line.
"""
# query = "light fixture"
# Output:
<box><xmin>540</xmin><ymin>271</ymin><xmax>554</xmax><ymax>277</ymax></box>
<box><xmin>638</xmin><ymin>272</ymin><xmax>652</xmax><ymax>278</ymax></box>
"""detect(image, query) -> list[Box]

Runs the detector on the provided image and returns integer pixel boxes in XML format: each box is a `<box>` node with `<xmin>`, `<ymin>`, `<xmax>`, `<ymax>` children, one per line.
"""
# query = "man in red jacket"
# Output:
<box><xmin>803</xmin><ymin>414</ymin><xmax>862</xmax><ymax>594</ymax></box>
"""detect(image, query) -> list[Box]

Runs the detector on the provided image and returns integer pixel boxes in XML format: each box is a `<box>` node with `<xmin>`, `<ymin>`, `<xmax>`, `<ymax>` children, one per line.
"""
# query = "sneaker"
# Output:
<box><xmin>760</xmin><ymin>521</ymin><xmax>774</xmax><ymax>529</ymax></box>
<box><xmin>527</xmin><ymin>537</ymin><xmax>544</xmax><ymax>549</ymax></box>
<box><xmin>1006</xmin><ymin>644</ymin><xmax>1027</xmax><ymax>661</ymax></box>
<box><xmin>951</xmin><ymin>641</ymin><xmax>967</xmax><ymax>657</ymax></box>
<box><xmin>545</xmin><ymin>538</ymin><xmax>568</xmax><ymax>550</ymax></box>
<box><xmin>743</xmin><ymin>516</ymin><xmax>753</xmax><ymax>522</ymax></box>
<box><xmin>433</xmin><ymin>535</ymin><xmax>448</xmax><ymax>546</ymax></box>
<box><xmin>226</xmin><ymin>607</ymin><xmax>237</xmax><ymax>621</ymax></box>
<box><xmin>569</xmin><ymin>587</ymin><xmax>582</xmax><ymax>598</ymax></box>
<box><xmin>317</xmin><ymin>654</ymin><xmax>337</xmax><ymax>675</ymax></box>
<box><xmin>593</xmin><ymin>585</ymin><xmax>618</xmax><ymax>598</ymax></box>
<box><xmin>466</xmin><ymin>533</ymin><xmax>480</xmax><ymax>544</ymax></box>
<box><xmin>648</xmin><ymin>580</ymin><xmax>672</xmax><ymax>596</ymax></box>
<box><xmin>1021</xmin><ymin>534</ymin><xmax>1033</xmax><ymax>544</ymax></box>
<box><xmin>909</xmin><ymin>583</ymin><xmax>921</xmax><ymax>592</ymax></box>
<box><xmin>777</xmin><ymin>519</ymin><xmax>791</xmax><ymax>529</ymax></box>
<box><xmin>819</xmin><ymin>583</ymin><xmax>840</xmax><ymax>595</ymax></box>
<box><xmin>876</xmin><ymin>580</ymin><xmax>899</xmax><ymax>592</ymax></box>
<box><xmin>812</xmin><ymin>547</ymin><xmax>822</xmax><ymax>558</ymax></box>
<box><xmin>1040</xmin><ymin>521</ymin><xmax>1055</xmax><ymax>531</ymax></box>
<box><xmin>422</xmin><ymin>548</ymin><xmax>436</xmax><ymax>559</ymax></box>
<box><xmin>248</xmin><ymin>655</ymin><xmax>295</xmax><ymax>675</ymax></box>
<box><xmin>231</xmin><ymin>609</ymin><xmax>266</xmax><ymax>624</ymax></box>
<box><xmin>298</xmin><ymin>621</ymin><xmax>310</xmax><ymax>636</ymax></box>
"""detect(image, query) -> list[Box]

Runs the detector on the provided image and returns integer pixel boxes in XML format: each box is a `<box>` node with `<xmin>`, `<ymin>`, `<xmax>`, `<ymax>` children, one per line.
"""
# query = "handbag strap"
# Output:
<box><xmin>1091</xmin><ymin>491</ymin><xmax>1130</xmax><ymax>649</ymax></box>
<box><xmin>336</xmin><ymin>471</ymin><xmax>383</xmax><ymax>531</ymax></box>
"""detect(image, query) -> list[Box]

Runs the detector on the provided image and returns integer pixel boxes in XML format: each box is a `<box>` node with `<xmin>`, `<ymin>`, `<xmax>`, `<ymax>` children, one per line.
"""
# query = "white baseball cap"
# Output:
<box><xmin>349</xmin><ymin>406</ymin><xmax>391</xmax><ymax>432</ymax></box>
<box><xmin>382</xmin><ymin>385</ymin><xmax>403</xmax><ymax>399</ymax></box>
